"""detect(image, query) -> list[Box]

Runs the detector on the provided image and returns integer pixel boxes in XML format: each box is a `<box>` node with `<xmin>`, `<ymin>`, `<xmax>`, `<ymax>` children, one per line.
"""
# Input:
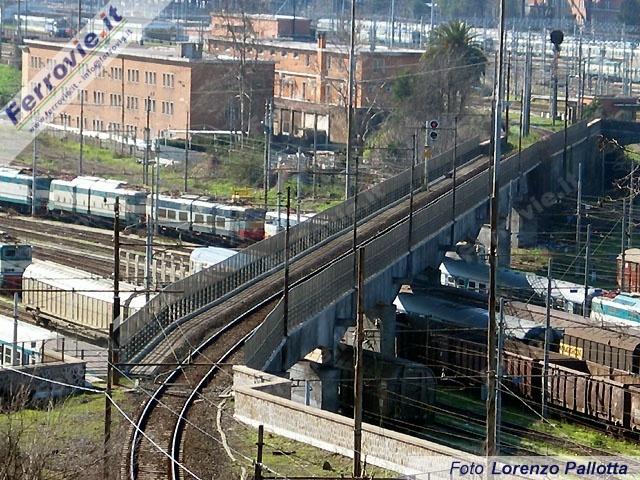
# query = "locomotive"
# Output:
<box><xmin>0</xmin><ymin>168</ymin><xmax>266</xmax><ymax>245</ymax></box>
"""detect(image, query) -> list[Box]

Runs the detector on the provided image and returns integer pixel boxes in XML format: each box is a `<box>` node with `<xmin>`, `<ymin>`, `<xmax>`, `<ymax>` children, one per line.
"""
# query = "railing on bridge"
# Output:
<box><xmin>246</xmin><ymin>120</ymin><xmax>597</xmax><ymax>371</ymax></box>
<box><xmin>114</xmin><ymin>135</ymin><xmax>484</xmax><ymax>362</ymax></box>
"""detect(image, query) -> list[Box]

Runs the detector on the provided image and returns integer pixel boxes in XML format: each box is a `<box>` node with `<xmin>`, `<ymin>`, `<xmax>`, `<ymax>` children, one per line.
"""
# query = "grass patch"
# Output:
<box><xmin>226</xmin><ymin>411</ymin><xmax>398</xmax><ymax>478</ymax></box>
<box><xmin>13</xmin><ymin>133</ymin><xmax>344</xmax><ymax>212</ymax></box>
<box><xmin>0</xmin><ymin>64</ymin><xmax>20</xmax><ymax>105</ymax></box>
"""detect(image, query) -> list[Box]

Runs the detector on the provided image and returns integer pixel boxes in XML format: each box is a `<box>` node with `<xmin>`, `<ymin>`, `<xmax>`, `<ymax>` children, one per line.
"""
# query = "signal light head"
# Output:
<box><xmin>429</xmin><ymin>120</ymin><xmax>439</xmax><ymax>129</ymax></box>
<box><xmin>429</xmin><ymin>131</ymin><xmax>438</xmax><ymax>139</ymax></box>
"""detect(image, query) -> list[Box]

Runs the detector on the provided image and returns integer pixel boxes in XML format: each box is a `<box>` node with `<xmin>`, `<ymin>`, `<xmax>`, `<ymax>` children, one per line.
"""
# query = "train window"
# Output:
<box><xmin>469</xmin><ymin>281</ymin><xmax>476</xmax><ymax>290</ymax></box>
<box><xmin>446</xmin><ymin>275</ymin><xmax>455</xmax><ymax>286</ymax></box>
<box><xmin>179</xmin><ymin>212</ymin><xmax>188</xmax><ymax>221</ymax></box>
<box><xmin>168</xmin><ymin>210</ymin><xmax>176</xmax><ymax>220</ymax></box>
<box><xmin>456</xmin><ymin>278</ymin><xmax>465</xmax><ymax>288</ymax></box>
<box><xmin>194</xmin><ymin>214</ymin><xmax>204</xmax><ymax>223</ymax></box>
<box><xmin>3</xmin><ymin>247</ymin><xmax>15</xmax><ymax>258</ymax></box>
<box><xmin>159</xmin><ymin>208</ymin><xmax>167</xmax><ymax>218</ymax></box>
<box><xmin>216</xmin><ymin>217</ymin><xmax>226</xmax><ymax>229</ymax></box>
<box><xmin>479</xmin><ymin>283</ymin><xmax>488</xmax><ymax>293</ymax></box>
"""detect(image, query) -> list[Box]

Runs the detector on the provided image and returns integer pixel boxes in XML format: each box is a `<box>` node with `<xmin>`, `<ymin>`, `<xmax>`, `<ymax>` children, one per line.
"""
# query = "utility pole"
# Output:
<box><xmin>31</xmin><ymin>136</ymin><xmax>37</xmax><ymax>217</ymax></box>
<box><xmin>312</xmin><ymin>113</ymin><xmax>318</xmax><ymax>199</ymax></box>
<box><xmin>352</xmin><ymin>149</ymin><xmax>359</xmax><ymax>256</ymax></box>
<box><xmin>344</xmin><ymin>0</ymin><xmax>356</xmax><ymax>200</ymax></box>
<box><xmin>12</xmin><ymin>292</ymin><xmax>18</xmax><ymax>366</ymax></box>
<box><xmin>353</xmin><ymin>247</ymin><xmax>365</xmax><ymax>479</ymax></box>
<box><xmin>105</xmin><ymin>197</ymin><xmax>119</xmax><ymax>478</ymax></box>
<box><xmin>390</xmin><ymin>0</ymin><xmax>395</xmax><ymax>48</ymax></box>
<box><xmin>184</xmin><ymin>111</ymin><xmax>190</xmax><ymax>193</ymax></box>
<box><xmin>583</xmin><ymin>223</ymin><xmax>591</xmax><ymax>317</ymax></box>
<box><xmin>145</xmin><ymin>159</ymin><xmax>154</xmax><ymax>302</ymax></box>
<box><xmin>77</xmin><ymin>0</ymin><xmax>82</xmax><ymax>34</ymax></box>
<box><xmin>16</xmin><ymin>0</ymin><xmax>21</xmax><ymax>43</ymax></box>
<box><xmin>154</xmin><ymin>138</ymin><xmax>160</xmax><ymax>235</ymax></box>
<box><xmin>79</xmin><ymin>94</ymin><xmax>84</xmax><ymax>175</ymax></box>
<box><xmin>408</xmin><ymin>132</ymin><xmax>417</xmax><ymax>250</ymax></box>
<box><xmin>263</xmin><ymin>99</ymin><xmax>272</xmax><ymax>211</ymax></box>
<box><xmin>450</xmin><ymin>116</ymin><xmax>458</xmax><ymax>246</ymax></box>
<box><xmin>496</xmin><ymin>297</ymin><xmax>505</xmax><ymax>455</ymax></box>
<box><xmin>144</xmin><ymin>97</ymin><xmax>151</xmax><ymax>186</ymax></box>
<box><xmin>563</xmin><ymin>75</ymin><xmax>569</xmax><ymax>174</ymax></box>
<box><xmin>487</xmin><ymin>0</ymin><xmax>506</xmax><ymax>459</ymax></box>
<box><xmin>254</xmin><ymin>425</ymin><xmax>264</xmax><ymax>480</ymax></box>
<box><xmin>576</xmin><ymin>160</ymin><xmax>583</xmax><ymax>256</ymax></box>
<box><xmin>505</xmin><ymin>51</ymin><xmax>511</xmax><ymax>143</ymax></box>
<box><xmin>622</xmin><ymin>198</ymin><xmax>627</xmax><ymax>292</ymax></box>
<box><xmin>282</xmin><ymin>187</ymin><xmax>291</xmax><ymax>372</ymax></box>
<box><xmin>276</xmin><ymin>166</ymin><xmax>282</xmax><ymax>232</ymax></box>
<box><xmin>296</xmin><ymin>148</ymin><xmax>302</xmax><ymax>224</ymax></box>
<box><xmin>542</xmin><ymin>258</ymin><xmax>552</xmax><ymax>418</ymax></box>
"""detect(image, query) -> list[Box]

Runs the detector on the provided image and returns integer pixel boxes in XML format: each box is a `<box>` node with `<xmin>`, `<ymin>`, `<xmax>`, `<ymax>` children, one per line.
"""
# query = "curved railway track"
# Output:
<box><xmin>123</xmin><ymin>150</ymin><xmax>497</xmax><ymax>479</ymax></box>
<box><xmin>128</xmin><ymin>297</ymin><xmax>277</xmax><ymax>480</ymax></box>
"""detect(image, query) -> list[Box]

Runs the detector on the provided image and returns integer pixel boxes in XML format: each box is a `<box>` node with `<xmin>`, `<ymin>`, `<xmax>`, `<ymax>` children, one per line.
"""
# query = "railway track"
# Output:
<box><xmin>122</xmin><ymin>151</ymin><xmax>496</xmax><ymax>479</ymax></box>
<box><xmin>127</xmin><ymin>297</ymin><xmax>276</xmax><ymax>480</ymax></box>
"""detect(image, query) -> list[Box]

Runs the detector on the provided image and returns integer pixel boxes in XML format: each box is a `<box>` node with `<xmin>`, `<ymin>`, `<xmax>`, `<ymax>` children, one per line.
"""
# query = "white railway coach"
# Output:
<box><xmin>0</xmin><ymin>313</ymin><xmax>60</xmax><ymax>366</ymax></box>
<box><xmin>0</xmin><ymin>167</ymin><xmax>52</xmax><ymax>213</ymax></box>
<box><xmin>22</xmin><ymin>261</ymin><xmax>150</xmax><ymax>332</ymax></box>
<box><xmin>189</xmin><ymin>247</ymin><xmax>238</xmax><ymax>274</ymax></box>
<box><xmin>48</xmin><ymin>176</ymin><xmax>148</xmax><ymax>226</ymax></box>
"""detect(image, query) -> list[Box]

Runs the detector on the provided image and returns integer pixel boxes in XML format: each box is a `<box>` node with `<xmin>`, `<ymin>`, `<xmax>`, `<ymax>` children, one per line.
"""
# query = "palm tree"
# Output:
<box><xmin>422</xmin><ymin>21</ymin><xmax>487</xmax><ymax>115</ymax></box>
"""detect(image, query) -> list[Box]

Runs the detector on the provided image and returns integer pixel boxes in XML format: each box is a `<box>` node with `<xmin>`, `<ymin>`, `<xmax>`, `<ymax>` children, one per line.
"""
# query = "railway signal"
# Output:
<box><xmin>427</xmin><ymin>119</ymin><xmax>439</xmax><ymax>145</ymax></box>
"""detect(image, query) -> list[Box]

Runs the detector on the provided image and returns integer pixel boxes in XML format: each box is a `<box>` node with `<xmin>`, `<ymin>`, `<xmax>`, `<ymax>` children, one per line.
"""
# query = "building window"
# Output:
<box><xmin>126</xmin><ymin>96</ymin><xmax>139</xmax><ymax>110</ymax></box>
<box><xmin>281</xmin><ymin>50</ymin><xmax>287</xmax><ymax>57</ymax></box>
<box><xmin>110</xmin><ymin>66</ymin><xmax>122</xmax><ymax>80</ymax></box>
<box><xmin>144</xmin><ymin>98</ymin><xmax>156</xmax><ymax>112</ymax></box>
<box><xmin>302</xmin><ymin>82</ymin><xmax>307</xmax><ymax>100</ymax></box>
<box><xmin>77</xmin><ymin>90</ymin><xmax>88</xmax><ymax>102</ymax></box>
<box><xmin>110</xmin><ymin>94</ymin><xmax>122</xmax><ymax>107</ymax></box>
<box><xmin>162</xmin><ymin>73</ymin><xmax>175</xmax><ymax>88</ymax></box>
<box><xmin>305</xmin><ymin>54</ymin><xmax>311</xmax><ymax>67</ymax></box>
<box><xmin>162</xmin><ymin>101</ymin><xmax>174</xmax><ymax>115</ymax></box>
<box><xmin>145</xmin><ymin>71</ymin><xmax>157</xmax><ymax>85</ymax></box>
<box><xmin>127</xmin><ymin>69</ymin><xmax>140</xmax><ymax>83</ymax></box>
<box><xmin>93</xmin><ymin>91</ymin><xmax>104</xmax><ymax>104</ymax></box>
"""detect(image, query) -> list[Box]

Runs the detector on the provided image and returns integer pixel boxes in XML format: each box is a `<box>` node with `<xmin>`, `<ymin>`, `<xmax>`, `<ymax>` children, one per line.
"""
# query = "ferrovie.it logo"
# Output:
<box><xmin>5</xmin><ymin>5</ymin><xmax>125</xmax><ymax>129</ymax></box>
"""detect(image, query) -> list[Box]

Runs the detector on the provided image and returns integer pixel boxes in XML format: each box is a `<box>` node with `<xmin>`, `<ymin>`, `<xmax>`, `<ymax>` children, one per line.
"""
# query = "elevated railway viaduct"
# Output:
<box><xmin>121</xmin><ymin>118</ymin><xmax>640</xmax><ymax>480</ymax></box>
<box><xmin>116</xmin><ymin>118</ymin><xmax>640</xmax><ymax>375</ymax></box>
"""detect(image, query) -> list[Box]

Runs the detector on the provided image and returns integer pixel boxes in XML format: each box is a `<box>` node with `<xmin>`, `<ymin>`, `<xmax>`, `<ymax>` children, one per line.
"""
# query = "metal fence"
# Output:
<box><xmin>245</xmin><ymin>120</ymin><xmax>598</xmax><ymax>370</ymax></box>
<box><xmin>115</xmin><ymin>135</ymin><xmax>484</xmax><ymax>362</ymax></box>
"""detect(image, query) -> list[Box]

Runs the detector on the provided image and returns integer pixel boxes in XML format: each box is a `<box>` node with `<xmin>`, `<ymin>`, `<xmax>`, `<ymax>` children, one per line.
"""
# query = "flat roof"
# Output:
<box><xmin>24</xmin><ymin>39</ymin><xmax>274</xmax><ymax>66</ymax></box>
<box><xmin>207</xmin><ymin>35</ymin><xmax>423</xmax><ymax>55</ymax></box>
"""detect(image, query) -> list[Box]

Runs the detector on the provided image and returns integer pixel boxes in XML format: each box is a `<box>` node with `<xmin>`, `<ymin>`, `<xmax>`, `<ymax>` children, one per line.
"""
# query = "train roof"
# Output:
<box><xmin>157</xmin><ymin>194</ymin><xmax>250</xmax><ymax>211</ymax></box>
<box><xmin>508</xmin><ymin>301</ymin><xmax>640</xmax><ymax>351</ymax></box>
<box><xmin>0</xmin><ymin>166</ymin><xmax>49</xmax><ymax>179</ymax></box>
<box><xmin>394</xmin><ymin>293</ymin><xmax>551</xmax><ymax>340</ymax></box>
<box><xmin>440</xmin><ymin>256</ymin><xmax>601</xmax><ymax>303</ymax></box>
<box><xmin>0</xmin><ymin>314</ymin><xmax>59</xmax><ymax>344</ymax></box>
<box><xmin>190</xmin><ymin>247</ymin><xmax>237</xmax><ymax>265</ymax></box>
<box><xmin>593</xmin><ymin>293</ymin><xmax>640</xmax><ymax>309</ymax></box>
<box><xmin>23</xmin><ymin>261</ymin><xmax>150</xmax><ymax>309</ymax></box>
<box><xmin>51</xmin><ymin>176</ymin><xmax>148</xmax><ymax>194</ymax></box>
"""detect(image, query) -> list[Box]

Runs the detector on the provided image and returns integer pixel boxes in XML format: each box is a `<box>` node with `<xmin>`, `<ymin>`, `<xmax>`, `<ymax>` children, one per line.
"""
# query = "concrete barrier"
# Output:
<box><xmin>233</xmin><ymin>366</ymin><xmax>481</xmax><ymax>479</ymax></box>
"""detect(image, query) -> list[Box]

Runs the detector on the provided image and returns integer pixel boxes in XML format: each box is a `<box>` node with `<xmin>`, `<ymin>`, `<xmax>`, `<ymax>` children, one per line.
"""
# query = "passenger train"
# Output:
<box><xmin>0</xmin><ymin>168</ymin><xmax>266</xmax><ymax>245</ymax></box>
<box><xmin>439</xmin><ymin>254</ymin><xmax>603</xmax><ymax>316</ymax></box>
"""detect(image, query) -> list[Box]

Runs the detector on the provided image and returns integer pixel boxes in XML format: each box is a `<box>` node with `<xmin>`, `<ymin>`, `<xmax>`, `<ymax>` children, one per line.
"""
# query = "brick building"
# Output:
<box><xmin>207</xmin><ymin>32</ymin><xmax>422</xmax><ymax>144</ymax></box>
<box><xmin>211</xmin><ymin>13</ymin><xmax>313</xmax><ymax>40</ymax></box>
<box><xmin>22</xmin><ymin>40</ymin><xmax>274</xmax><ymax>141</ymax></box>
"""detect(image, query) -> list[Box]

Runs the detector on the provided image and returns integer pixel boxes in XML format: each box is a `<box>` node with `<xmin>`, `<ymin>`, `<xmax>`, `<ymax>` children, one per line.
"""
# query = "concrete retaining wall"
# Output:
<box><xmin>0</xmin><ymin>357</ymin><xmax>86</xmax><ymax>402</ymax></box>
<box><xmin>233</xmin><ymin>366</ymin><xmax>480</xmax><ymax>478</ymax></box>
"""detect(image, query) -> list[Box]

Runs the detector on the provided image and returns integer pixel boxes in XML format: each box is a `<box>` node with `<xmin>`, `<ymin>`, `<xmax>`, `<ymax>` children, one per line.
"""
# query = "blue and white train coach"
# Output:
<box><xmin>0</xmin><ymin>167</ymin><xmax>52</xmax><ymax>214</ymax></box>
<box><xmin>48</xmin><ymin>176</ymin><xmax>148</xmax><ymax>226</ymax></box>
